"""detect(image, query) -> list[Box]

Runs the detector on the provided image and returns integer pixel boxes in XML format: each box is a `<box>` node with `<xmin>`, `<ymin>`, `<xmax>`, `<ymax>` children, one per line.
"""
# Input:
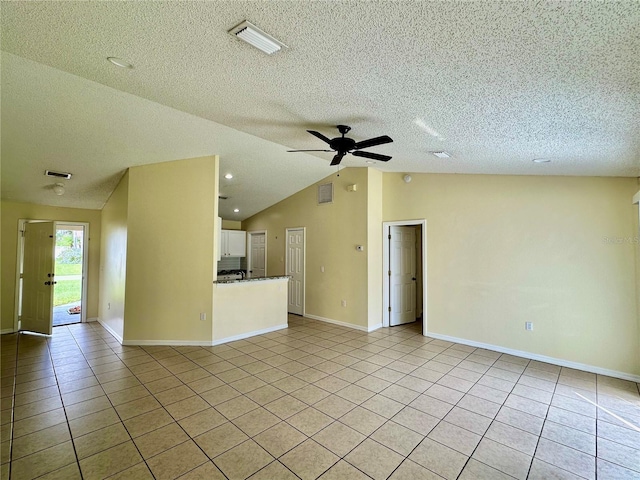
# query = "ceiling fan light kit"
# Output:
<box><xmin>288</xmin><ymin>125</ymin><xmax>393</xmax><ymax>166</ymax></box>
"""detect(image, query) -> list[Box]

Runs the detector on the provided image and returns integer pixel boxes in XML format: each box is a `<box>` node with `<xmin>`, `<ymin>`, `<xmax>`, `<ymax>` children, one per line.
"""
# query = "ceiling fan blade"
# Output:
<box><xmin>351</xmin><ymin>150</ymin><xmax>392</xmax><ymax>162</ymax></box>
<box><xmin>287</xmin><ymin>149</ymin><xmax>334</xmax><ymax>152</ymax></box>
<box><xmin>354</xmin><ymin>135</ymin><xmax>393</xmax><ymax>150</ymax></box>
<box><xmin>307</xmin><ymin>130</ymin><xmax>332</xmax><ymax>144</ymax></box>
<box><xmin>330</xmin><ymin>153</ymin><xmax>345</xmax><ymax>166</ymax></box>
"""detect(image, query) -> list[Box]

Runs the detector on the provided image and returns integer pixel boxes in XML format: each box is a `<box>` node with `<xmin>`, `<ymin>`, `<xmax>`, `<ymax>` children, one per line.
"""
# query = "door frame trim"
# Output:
<box><xmin>14</xmin><ymin>219</ymin><xmax>90</xmax><ymax>332</ymax></box>
<box><xmin>285</xmin><ymin>227</ymin><xmax>306</xmax><ymax>316</ymax></box>
<box><xmin>382</xmin><ymin>219</ymin><xmax>427</xmax><ymax>334</ymax></box>
<box><xmin>247</xmin><ymin>230</ymin><xmax>267</xmax><ymax>278</ymax></box>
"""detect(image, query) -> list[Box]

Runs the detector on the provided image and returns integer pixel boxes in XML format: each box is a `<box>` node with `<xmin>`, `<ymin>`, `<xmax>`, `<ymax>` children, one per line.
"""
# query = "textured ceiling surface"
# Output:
<box><xmin>1</xmin><ymin>1</ymin><xmax>639</xmax><ymax>218</ymax></box>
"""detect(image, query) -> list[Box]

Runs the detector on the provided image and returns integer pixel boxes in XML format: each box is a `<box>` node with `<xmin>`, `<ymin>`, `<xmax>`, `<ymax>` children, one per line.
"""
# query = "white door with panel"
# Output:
<box><xmin>21</xmin><ymin>222</ymin><xmax>55</xmax><ymax>335</ymax></box>
<box><xmin>249</xmin><ymin>232</ymin><xmax>266</xmax><ymax>278</ymax></box>
<box><xmin>390</xmin><ymin>226</ymin><xmax>416</xmax><ymax>326</ymax></box>
<box><xmin>286</xmin><ymin>228</ymin><xmax>304</xmax><ymax>315</ymax></box>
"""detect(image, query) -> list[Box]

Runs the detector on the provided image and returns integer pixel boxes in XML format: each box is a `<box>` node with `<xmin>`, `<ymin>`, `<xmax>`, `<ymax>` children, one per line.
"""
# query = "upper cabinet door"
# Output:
<box><xmin>227</xmin><ymin>230</ymin><xmax>247</xmax><ymax>257</ymax></box>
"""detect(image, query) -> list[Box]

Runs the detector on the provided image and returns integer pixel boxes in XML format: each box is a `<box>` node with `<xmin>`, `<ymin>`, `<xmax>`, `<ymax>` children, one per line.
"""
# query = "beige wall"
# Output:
<box><xmin>243</xmin><ymin>168</ymin><xmax>371</xmax><ymax>329</ymax></box>
<box><xmin>366</xmin><ymin>168</ymin><xmax>384</xmax><ymax>330</ymax></box>
<box><xmin>221</xmin><ymin>220</ymin><xmax>241</xmax><ymax>230</ymax></box>
<box><xmin>213</xmin><ymin>279</ymin><xmax>288</xmax><ymax>342</ymax></box>
<box><xmin>123</xmin><ymin>156</ymin><xmax>218</xmax><ymax>343</ymax></box>
<box><xmin>384</xmin><ymin>174</ymin><xmax>639</xmax><ymax>375</ymax></box>
<box><xmin>1</xmin><ymin>201</ymin><xmax>101</xmax><ymax>331</ymax></box>
<box><xmin>98</xmin><ymin>172</ymin><xmax>129</xmax><ymax>340</ymax></box>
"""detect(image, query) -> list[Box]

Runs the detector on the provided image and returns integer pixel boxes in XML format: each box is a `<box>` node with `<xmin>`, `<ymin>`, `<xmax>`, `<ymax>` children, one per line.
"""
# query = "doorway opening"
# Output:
<box><xmin>15</xmin><ymin>220</ymin><xmax>89</xmax><ymax>334</ymax></box>
<box><xmin>382</xmin><ymin>220</ymin><xmax>427</xmax><ymax>334</ymax></box>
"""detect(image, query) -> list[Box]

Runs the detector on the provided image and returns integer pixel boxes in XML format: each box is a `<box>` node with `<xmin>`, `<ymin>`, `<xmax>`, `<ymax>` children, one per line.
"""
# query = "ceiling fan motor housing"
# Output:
<box><xmin>330</xmin><ymin>137</ymin><xmax>356</xmax><ymax>153</ymax></box>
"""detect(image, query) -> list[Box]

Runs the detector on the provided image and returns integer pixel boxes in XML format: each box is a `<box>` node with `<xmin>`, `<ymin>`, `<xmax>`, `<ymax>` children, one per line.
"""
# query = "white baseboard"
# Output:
<box><xmin>97</xmin><ymin>319</ymin><xmax>123</xmax><ymax>344</ymax></box>
<box><xmin>86</xmin><ymin>317</ymin><xmax>98</xmax><ymax>323</ymax></box>
<box><xmin>1</xmin><ymin>328</ymin><xmax>15</xmax><ymax>335</ymax></box>
<box><xmin>427</xmin><ymin>332</ymin><xmax>640</xmax><ymax>383</ymax></box>
<box><xmin>368</xmin><ymin>323</ymin><xmax>383</xmax><ymax>332</ymax></box>
<box><xmin>212</xmin><ymin>324</ymin><xmax>288</xmax><ymax>346</ymax></box>
<box><xmin>304</xmin><ymin>314</ymin><xmax>371</xmax><ymax>332</ymax></box>
<box><xmin>123</xmin><ymin>339</ymin><xmax>214</xmax><ymax>347</ymax></box>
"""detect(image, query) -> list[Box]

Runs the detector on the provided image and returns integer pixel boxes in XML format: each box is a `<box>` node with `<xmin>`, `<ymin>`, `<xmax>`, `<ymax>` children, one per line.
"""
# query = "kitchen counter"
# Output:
<box><xmin>212</xmin><ymin>276</ymin><xmax>289</xmax><ymax>344</ymax></box>
<box><xmin>213</xmin><ymin>275</ymin><xmax>290</xmax><ymax>284</ymax></box>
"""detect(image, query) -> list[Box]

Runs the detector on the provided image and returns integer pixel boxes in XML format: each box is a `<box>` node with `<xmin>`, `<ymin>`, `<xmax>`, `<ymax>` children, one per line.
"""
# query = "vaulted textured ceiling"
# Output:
<box><xmin>1</xmin><ymin>1</ymin><xmax>639</xmax><ymax>219</ymax></box>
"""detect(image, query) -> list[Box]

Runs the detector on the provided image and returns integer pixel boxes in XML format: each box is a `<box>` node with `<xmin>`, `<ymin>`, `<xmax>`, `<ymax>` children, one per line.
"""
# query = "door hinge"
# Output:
<box><xmin>388</xmin><ymin>270</ymin><xmax>391</xmax><ymax>276</ymax></box>
<box><xmin>388</xmin><ymin>306</ymin><xmax>391</xmax><ymax>312</ymax></box>
<box><xmin>21</xmin><ymin>230</ymin><xmax>25</xmax><ymax>237</ymax></box>
<box><xmin>388</xmin><ymin>234</ymin><xmax>391</xmax><ymax>240</ymax></box>
<box><xmin>49</xmin><ymin>235</ymin><xmax>54</xmax><ymax>238</ymax></box>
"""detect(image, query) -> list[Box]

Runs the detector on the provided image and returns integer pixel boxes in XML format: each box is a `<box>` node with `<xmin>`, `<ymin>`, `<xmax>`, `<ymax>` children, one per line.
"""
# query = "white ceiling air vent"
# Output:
<box><xmin>228</xmin><ymin>21</ymin><xmax>287</xmax><ymax>55</ymax></box>
<box><xmin>318</xmin><ymin>183</ymin><xmax>333</xmax><ymax>205</ymax></box>
<box><xmin>45</xmin><ymin>170</ymin><xmax>72</xmax><ymax>179</ymax></box>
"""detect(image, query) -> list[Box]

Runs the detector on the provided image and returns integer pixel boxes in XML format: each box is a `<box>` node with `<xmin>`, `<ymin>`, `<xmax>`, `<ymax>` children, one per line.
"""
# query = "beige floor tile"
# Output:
<box><xmin>13</xmin><ymin>394</ymin><xmax>63</xmax><ymax>421</ymax></box>
<box><xmin>336</xmin><ymin>384</ymin><xmax>376</xmax><ymax>404</ymax></box>
<box><xmin>410</xmin><ymin>395</ymin><xmax>454</xmax><ymax>419</ymax></box>
<box><xmin>176</xmin><ymin>460</ymin><xmax>226</xmax><ymax>479</ymax></box>
<box><xmin>380</xmin><ymin>384</ymin><xmax>421</xmax><ymax>405</ymax></box>
<box><xmin>319</xmin><ymin>460</ymin><xmax>371</xmax><ymax>479</ymax></box>
<box><xmin>123</xmin><ymin>407</ymin><xmax>173</xmax><ymax>437</ymax></box>
<box><xmin>13</xmin><ymin>385</ymin><xmax>59</xmax><ymax>406</ymax></box>
<box><xmin>115</xmin><ymin>395</ymin><xmax>162</xmax><ymax>420</ymax></box>
<box><xmin>389</xmin><ymin>459</ymin><xmax>443</xmax><ymax>479</ymax></box>
<box><xmin>254</xmin><ymin>421</ymin><xmax>307</xmax><ymax>458</ymax></box>
<box><xmin>195</xmin><ymin>422</ymin><xmax>249</xmax><ymax>458</ymax></box>
<box><xmin>13</xmin><ymin>407</ymin><xmax>67</xmax><ymax>438</ymax></box>
<box><xmin>79</xmin><ymin>440</ymin><xmax>143</xmax><ymax>479</ymax></box>
<box><xmin>265</xmin><ymin>394</ymin><xmax>308</xmax><ymax>419</ymax></box>
<box><xmin>247</xmin><ymin>460</ymin><xmax>299</xmax><ymax>480</ymax></box>
<box><xmin>313</xmin><ymin>421</ymin><xmax>365</xmax><ymax>457</ymax></box>
<box><xmin>178</xmin><ymin>407</ymin><xmax>227</xmax><ymax>437</ymax></box>
<box><xmin>134</xmin><ymin>422</ymin><xmax>188</xmax><ymax>458</ymax></box>
<box><xmin>287</xmin><ymin>407</ymin><xmax>334</xmax><ymax>436</ymax></box>
<box><xmin>66</xmin><ymin>395</ymin><xmax>112</xmax><ymax>420</ymax></box>
<box><xmin>345</xmin><ymin>438</ymin><xmax>404</xmax><ymax>480</ymax></box>
<box><xmin>495</xmin><ymin>405</ymin><xmax>544</xmax><ymax>435</ymax></box>
<box><xmin>232</xmin><ymin>406</ymin><xmax>281</xmax><ymax>437</ymax></box>
<box><xmin>75</xmin><ymin>422</ymin><xmax>131</xmax><ymax>459</ymax></box>
<box><xmin>106</xmin><ymin>462</ymin><xmax>154</xmax><ymax>479</ymax></box>
<box><xmin>187</xmin><ymin>375</ymin><xmax>224</xmax><ymax>394</ymax></box>
<box><xmin>247</xmin><ymin>384</ymin><xmax>288</xmax><ymax>405</ymax></box>
<box><xmin>154</xmin><ymin>385</ymin><xmax>196</xmax><ymax>406</ymax></box>
<box><xmin>340</xmin><ymin>406</ymin><xmax>387</xmax><ymax>436</ymax></box>
<box><xmin>107</xmin><ymin>385</ymin><xmax>150</xmax><ymax>406</ymax></box>
<box><xmin>200</xmin><ymin>385</ymin><xmax>242</xmax><ymax>406</ymax></box>
<box><xmin>12</xmin><ymin>422</ymin><xmax>71</xmax><ymax>459</ymax></box>
<box><xmin>361</xmin><ymin>394</ymin><xmax>405</xmax><ymax>419</ymax></box>
<box><xmin>541</xmin><ymin>421</ymin><xmax>595</xmax><ymax>455</ymax></box>
<box><xmin>280</xmin><ymin>439</ymin><xmax>339</xmax><ymax>480</ymax></box>
<box><xmin>528</xmin><ymin>458</ymin><xmax>584</xmax><ymax>480</ymax></box>
<box><xmin>213</xmin><ymin>439</ymin><xmax>274</xmax><ymax>479</ymax></box>
<box><xmin>146</xmin><ymin>440</ymin><xmax>208</xmax><ymax>480</ymax></box>
<box><xmin>371</xmin><ymin>420</ymin><xmax>424</xmax><ymax>456</ymax></box>
<box><xmin>535</xmin><ymin>437</ymin><xmax>590</xmax><ymax>479</ymax></box>
<box><xmin>313</xmin><ymin>394</ymin><xmax>357</xmax><ymax>419</ymax></box>
<box><xmin>485</xmin><ymin>420</ymin><xmax>539</xmax><ymax>456</ymax></box>
<box><xmin>38</xmin><ymin>462</ymin><xmax>82</xmax><ymax>480</ymax></box>
<box><xmin>391</xmin><ymin>406</ymin><xmax>439</xmax><ymax>436</ymax></box>
<box><xmin>409</xmin><ymin>438</ymin><xmax>468</xmax><ymax>480</ymax></box>
<box><xmin>11</xmin><ymin>440</ymin><xmax>76</xmax><ymax>480</ymax></box>
<box><xmin>215</xmin><ymin>395</ymin><xmax>259</xmax><ymax>420</ymax></box>
<box><xmin>459</xmin><ymin>458</ymin><xmax>513</xmax><ymax>479</ymax></box>
<box><xmin>165</xmin><ymin>394</ymin><xmax>209</xmax><ymax>421</ymax></box>
<box><xmin>473</xmin><ymin>437</ymin><xmax>533</xmax><ymax>479</ymax></box>
<box><xmin>428</xmin><ymin>420</ymin><xmax>481</xmax><ymax>456</ymax></box>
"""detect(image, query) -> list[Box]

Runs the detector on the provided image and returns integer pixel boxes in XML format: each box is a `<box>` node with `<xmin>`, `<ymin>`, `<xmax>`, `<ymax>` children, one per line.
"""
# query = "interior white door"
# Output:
<box><xmin>286</xmin><ymin>228</ymin><xmax>304</xmax><ymax>315</ymax></box>
<box><xmin>21</xmin><ymin>222</ymin><xmax>55</xmax><ymax>335</ymax></box>
<box><xmin>249</xmin><ymin>233</ymin><xmax>266</xmax><ymax>278</ymax></box>
<box><xmin>390</xmin><ymin>226</ymin><xmax>416</xmax><ymax>326</ymax></box>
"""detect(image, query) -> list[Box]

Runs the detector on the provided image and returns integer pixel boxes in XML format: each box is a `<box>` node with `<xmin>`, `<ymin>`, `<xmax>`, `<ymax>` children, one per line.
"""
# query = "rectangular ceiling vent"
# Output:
<box><xmin>45</xmin><ymin>170</ymin><xmax>72</xmax><ymax>179</ymax></box>
<box><xmin>228</xmin><ymin>21</ymin><xmax>287</xmax><ymax>55</ymax></box>
<box><xmin>318</xmin><ymin>183</ymin><xmax>333</xmax><ymax>205</ymax></box>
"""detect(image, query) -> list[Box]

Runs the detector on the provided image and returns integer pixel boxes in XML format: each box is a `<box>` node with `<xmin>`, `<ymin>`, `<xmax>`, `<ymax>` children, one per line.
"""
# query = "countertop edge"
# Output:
<box><xmin>213</xmin><ymin>275</ymin><xmax>291</xmax><ymax>285</ymax></box>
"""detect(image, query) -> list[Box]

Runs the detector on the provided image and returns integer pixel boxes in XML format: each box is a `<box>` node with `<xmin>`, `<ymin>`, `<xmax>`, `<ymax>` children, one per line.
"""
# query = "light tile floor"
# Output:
<box><xmin>2</xmin><ymin>315</ymin><xmax>640</xmax><ymax>479</ymax></box>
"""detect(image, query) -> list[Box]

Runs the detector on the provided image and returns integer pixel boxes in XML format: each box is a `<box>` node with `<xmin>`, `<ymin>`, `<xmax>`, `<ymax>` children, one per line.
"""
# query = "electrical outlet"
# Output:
<box><xmin>525</xmin><ymin>322</ymin><xmax>533</xmax><ymax>331</ymax></box>
<box><xmin>341</xmin><ymin>300</ymin><xmax>347</xmax><ymax>307</ymax></box>
<box><xmin>200</xmin><ymin>313</ymin><xmax>206</xmax><ymax>321</ymax></box>
<box><xmin>321</xmin><ymin>266</ymin><xmax>325</xmax><ymax>273</ymax></box>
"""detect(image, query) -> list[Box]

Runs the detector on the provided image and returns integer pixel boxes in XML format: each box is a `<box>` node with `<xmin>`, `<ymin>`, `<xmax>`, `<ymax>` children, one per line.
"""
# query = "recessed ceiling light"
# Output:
<box><xmin>533</xmin><ymin>158</ymin><xmax>551</xmax><ymax>163</ymax></box>
<box><xmin>233</xmin><ymin>208</ymin><xmax>240</xmax><ymax>213</ymax></box>
<box><xmin>431</xmin><ymin>151</ymin><xmax>451</xmax><ymax>158</ymax></box>
<box><xmin>107</xmin><ymin>57</ymin><xmax>134</xmax><ymax>69</ymax></box>
<box><xmin>224</xmin><ymin>173</ymin><xmax>233</xmax><ymax>179</ymax></box>
<box><xmin>228</xmin><ymin>21</ymin><xmax>287</xmax><ymax>55</ymax></box>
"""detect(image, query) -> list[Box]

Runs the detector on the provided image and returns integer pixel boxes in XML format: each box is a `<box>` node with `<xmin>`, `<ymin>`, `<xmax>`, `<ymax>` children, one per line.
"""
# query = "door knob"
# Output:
<box><xmin>44</xmin><ymin>281</ymin><xmax>51</xmax><ymax>285</ymax></box>
<box><xmin>412</xmin><ymin>277</ymin><xmax>417</xmax><ymax>281</ymax></box>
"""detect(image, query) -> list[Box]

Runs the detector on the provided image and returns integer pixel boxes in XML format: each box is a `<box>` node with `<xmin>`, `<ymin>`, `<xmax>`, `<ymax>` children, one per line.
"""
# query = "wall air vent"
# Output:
<box><xmin>45</xmin><ymin>170</ymin><xmax>72</xmax><ymax>179</ymax></box>
<box><xmin>318</xmin><ymin>183</ymin><xmax>333</xmax><ymax>205</ymax></box>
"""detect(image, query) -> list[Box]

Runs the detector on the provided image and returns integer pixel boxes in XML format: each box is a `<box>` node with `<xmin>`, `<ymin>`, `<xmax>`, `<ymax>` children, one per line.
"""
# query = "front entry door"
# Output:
<box><xmin>21</xmin><ymin>222</ymin><xmax>55</xmax><ymax>335</ymax></box>
<box><xmin>390</xmin><ymin>226</ymin><xmax>416</xmax><ymax>326</ymax></box>
<box><xmin>286</xmin><ymin>228</ymin><xmax>304</xmax><ymax>315</ymax></box>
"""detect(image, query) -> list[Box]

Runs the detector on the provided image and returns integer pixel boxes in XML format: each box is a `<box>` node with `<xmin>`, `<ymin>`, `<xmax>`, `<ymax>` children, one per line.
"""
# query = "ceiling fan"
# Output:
<box><xmin>287</xmin><ymin>125</ymin><xmax>393</xmax><ymax>166</ymax></box>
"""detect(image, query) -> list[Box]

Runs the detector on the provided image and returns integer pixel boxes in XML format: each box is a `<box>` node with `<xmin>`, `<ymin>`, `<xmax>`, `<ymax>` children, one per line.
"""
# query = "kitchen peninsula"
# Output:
<box><xmin>212</xmin><ymin>275</ymin><xmax>290</xmax><ymax>344</ymax></box>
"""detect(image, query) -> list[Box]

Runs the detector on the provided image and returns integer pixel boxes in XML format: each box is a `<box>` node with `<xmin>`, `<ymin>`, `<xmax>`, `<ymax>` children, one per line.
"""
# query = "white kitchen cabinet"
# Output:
<box><xmin>220</xmin><ymin>229</ymin><xmax>246</xmax><ymax>257</ymax></box>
